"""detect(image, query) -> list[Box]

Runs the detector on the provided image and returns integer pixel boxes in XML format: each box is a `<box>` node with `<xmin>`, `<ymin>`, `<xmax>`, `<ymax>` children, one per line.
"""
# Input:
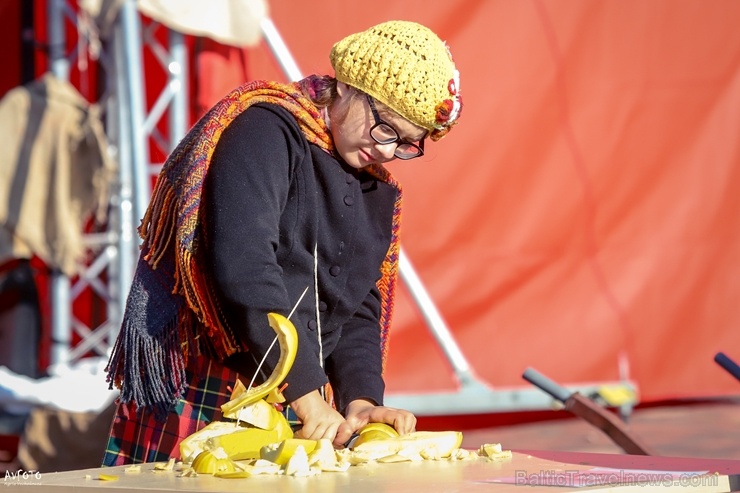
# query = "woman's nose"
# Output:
<box><xmin>375</xmin><ymin>142</ymin><xmax>397</xmax><ymax>161</ymax></box>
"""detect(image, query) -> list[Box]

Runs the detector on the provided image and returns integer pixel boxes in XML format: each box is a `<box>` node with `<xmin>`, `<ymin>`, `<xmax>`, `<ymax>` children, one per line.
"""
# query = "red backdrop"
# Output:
<box><xmin>234</xmin><ymin>0</ymin><xmax>740</xmax><ymax>403</ymax></box>
<box><xmin>3</xmin><ymin>0</ymin><xmax>739</xmax><ymax>405</ymax></box>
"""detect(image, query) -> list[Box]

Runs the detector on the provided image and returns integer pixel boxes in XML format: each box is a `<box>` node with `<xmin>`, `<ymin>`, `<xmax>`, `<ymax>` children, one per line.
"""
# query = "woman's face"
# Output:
<box><xmin>329</xmin><ymin>82</ymin><xmax>427</xmax><ymax>169</ymax></box>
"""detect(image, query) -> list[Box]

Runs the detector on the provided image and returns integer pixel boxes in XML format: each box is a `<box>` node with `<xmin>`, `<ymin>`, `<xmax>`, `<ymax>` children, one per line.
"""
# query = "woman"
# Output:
<box><xmin>103</xmin><ymin>19</ymin><xmax>462</xmax><ymax>465</ymax></box>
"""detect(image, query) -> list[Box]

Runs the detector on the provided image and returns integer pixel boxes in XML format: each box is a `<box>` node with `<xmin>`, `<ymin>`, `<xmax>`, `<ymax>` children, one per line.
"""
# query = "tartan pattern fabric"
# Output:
<box><xmin>102</xmin><ymin>356</ymin><xmax>237</xmax><ymax>465</ymax></box>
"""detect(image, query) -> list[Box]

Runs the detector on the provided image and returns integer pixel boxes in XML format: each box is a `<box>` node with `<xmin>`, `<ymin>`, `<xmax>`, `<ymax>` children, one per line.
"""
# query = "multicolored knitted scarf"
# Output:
<box><xmin>106</xmin><ymin>77</ymin><xmax>403</xmax><ymax>418</ymax></box>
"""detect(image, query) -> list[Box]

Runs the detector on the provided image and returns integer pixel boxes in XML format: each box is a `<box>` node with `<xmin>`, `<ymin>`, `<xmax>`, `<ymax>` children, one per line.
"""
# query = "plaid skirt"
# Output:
<box><xmin>101</xmin><ymin>356</ymin><xmax>239</xmax><ymax>466</ymax></box>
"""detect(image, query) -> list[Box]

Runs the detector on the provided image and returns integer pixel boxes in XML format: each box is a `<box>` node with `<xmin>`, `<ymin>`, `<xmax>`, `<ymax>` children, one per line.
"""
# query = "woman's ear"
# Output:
<box><xmin>329</xmin><ymin>81</ymin><xmax>355</xmax><ymax>126</ymax></box>
<box><xmin>336</xmin><ymin>81</ymin><xmax>349</xmax><ymax>98</ymax></box>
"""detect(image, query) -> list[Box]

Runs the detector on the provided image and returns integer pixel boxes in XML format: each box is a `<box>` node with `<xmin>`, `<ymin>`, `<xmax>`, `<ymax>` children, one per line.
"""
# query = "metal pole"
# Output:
<box><xmin>119</xmin><ymin>0</ymin><xmax>151</xmax><ymax>229</ymax></box>
<box><xmin>260</xmin><ymin>18</ymin><xmax>303</xmax><ymax>82</ymax></box>
<box><xmin>111</xmin><ymin>19</ymin><xmax>137</xmax><ymax>330</ymax></box>
<box><xmin>48</xmin><ymin>0</ymin><xmax>70</xmax><ymax>365</ymax></box>
<box><xmin>168</xmin><ymin>30</ymin><xmax>188</xmax><ymax>146</ymax></box>
<box><xmin>47</xmin><ymin>0</ymin><xmax>69</xmax><ymax>80</ymax></box>
<box><xmin>398</xmin><ymin>248</ymin><xmax>481</xmax><ymax>386</ymax></box>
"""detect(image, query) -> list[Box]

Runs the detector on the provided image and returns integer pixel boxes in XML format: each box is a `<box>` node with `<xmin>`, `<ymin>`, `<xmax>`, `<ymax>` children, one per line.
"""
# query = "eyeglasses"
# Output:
<box><xmin>366</xmin><ymin>95</ymin><xmax>425</xmax><ymax>160</ymax></box>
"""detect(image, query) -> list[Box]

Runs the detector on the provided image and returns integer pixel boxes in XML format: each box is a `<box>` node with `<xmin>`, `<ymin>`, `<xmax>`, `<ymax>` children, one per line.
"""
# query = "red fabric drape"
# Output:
<box><xmin>6</xmin><ymin>0</ymin><xmax>736</xmax><ymax>404</ymax></box>
<box><xmin>237</xmin><ymin>0</ymin><xmax>740</xmax><ymax>403</ymax></box>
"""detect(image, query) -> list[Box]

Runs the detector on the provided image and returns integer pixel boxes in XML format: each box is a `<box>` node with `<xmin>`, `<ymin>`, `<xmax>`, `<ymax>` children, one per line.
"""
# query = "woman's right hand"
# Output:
<box><xmin>289</xmin><ymin>390</ymin><xmax>354</xmax><ymax>447</ymax></box>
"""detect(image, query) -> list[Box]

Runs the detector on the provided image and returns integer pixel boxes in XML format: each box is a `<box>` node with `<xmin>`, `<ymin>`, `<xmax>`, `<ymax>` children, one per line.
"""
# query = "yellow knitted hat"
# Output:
<box><xmin>330</xmin><ymin>20</ymin><xmax>462</xmax><ymax>141</ymax></box>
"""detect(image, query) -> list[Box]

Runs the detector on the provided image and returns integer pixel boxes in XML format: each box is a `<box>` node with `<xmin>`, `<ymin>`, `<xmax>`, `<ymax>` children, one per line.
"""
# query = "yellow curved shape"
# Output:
<box><xmin>353</xmin><ymin>431</ymin><xmax>464</xmax><ymax>460</ymax></box>
<box><xmin>352</xmin><ymin>422</ymin><xmax>400</xmax><ymax>448</ymax></box>
<box><xmin>191</xmin><ymin>450</ymin><xmax>237</xmax><ymax>475</ymax></box>
<box><xmin>180</xmin><ymin>421</ymin><xmax>284</xmax><ymax>462</ymax></box>
<box><xmin>221</xmin><ymin>313</ymin><xmax>298</xmax><ymax>417</ymax></box>
<box><xmin>261</xmin><ymin>438</ymin><xmax>318</xmax><ymax>465</ymax></box>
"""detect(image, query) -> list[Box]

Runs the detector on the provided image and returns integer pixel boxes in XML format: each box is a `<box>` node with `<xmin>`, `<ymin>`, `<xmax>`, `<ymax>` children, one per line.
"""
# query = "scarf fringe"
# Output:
<box><xmin>107</xmin><ymin>308</ymin><xmax>200</xmax><ymax>420</ymax></box>
<box><xmin>139</xmin><ymin>176</ymin><xmax>176</xmax><ymax>268</ymax></box>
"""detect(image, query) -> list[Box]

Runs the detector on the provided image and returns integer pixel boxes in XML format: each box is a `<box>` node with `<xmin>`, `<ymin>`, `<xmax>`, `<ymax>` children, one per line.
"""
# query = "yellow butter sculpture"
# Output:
<box><xmin>261</xmin><ymin>438</ymin><xmax>318</xmax><ymax>465</ymax></box>
<box><xmin>222</xmin><ymin>312</ymin><xmax>299</xmax><ymax>413</ymax></box>
<box><xmin>177</xmin><ymin>312</ymin><xmax>506</xmax><ymax>479</ymax></box>
<box><xmin>191</xmin><ymin>449</ymin><xmax>236</xmax><ymax>475</ymax></box>
<box><xmin>180</xmin><ymin>313</ymin><xmax>298</xmax><ymax>464</ymax></box>
<box><xmin>352</xmin><ymin>430</ymin><xmax>464</xmax><ymax>461</ymax></box>
<box><xmin>351</xmin><ymin>422</ymin><xmax>399</xmax><ymax>447</ymax></box>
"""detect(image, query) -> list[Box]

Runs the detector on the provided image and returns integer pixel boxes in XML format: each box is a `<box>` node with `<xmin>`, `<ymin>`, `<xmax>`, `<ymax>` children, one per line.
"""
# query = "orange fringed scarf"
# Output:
<box><xmin>106</xmin><ymin>77</ymin><xmax>403</xmax><ymax>418</ymax></box>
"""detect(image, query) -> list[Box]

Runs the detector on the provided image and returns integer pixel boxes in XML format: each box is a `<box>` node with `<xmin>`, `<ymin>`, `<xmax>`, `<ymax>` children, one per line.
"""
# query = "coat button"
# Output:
<box><xmin>308</xmin><ymin>320</ymin><xmax>317</xmax><ymax>331</ymax></box>
<box><xmin>319</xmin><ymin>301</ymin><xmax>328</xmax><ymax>312</ymax></box>
<box><xmin>345</xmin><ymin>173</ymin><xmax>354</xmax><ymax>184</ymax></box>
<box><xmin>343</xmin><ymin>195</ymin><xmax>354</xmax><ymax>206</ymax></box>
<box><xmin>329</xmin><ymin>265</ymin><xmax>341</xmax><ymax>276</ymax></box>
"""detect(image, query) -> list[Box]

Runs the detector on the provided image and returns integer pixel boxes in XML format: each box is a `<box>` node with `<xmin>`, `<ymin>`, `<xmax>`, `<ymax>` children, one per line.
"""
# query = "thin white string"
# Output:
<box><xmin>314</xmin><ymin>243</ymin><xmax>325</xmax><ymax>400</ymax></box>
<box><xmin>246</xmin><ymin>286</ymin><xmax>309</xmax><ymax>392</ymax></box>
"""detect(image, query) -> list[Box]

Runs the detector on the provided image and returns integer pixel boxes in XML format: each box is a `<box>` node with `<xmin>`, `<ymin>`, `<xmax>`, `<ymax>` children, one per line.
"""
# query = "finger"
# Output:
<box><xmin>387</xmin><ymin>410</ymin><xmax>416</xmax><ymax>435</ymax></box>
<box><xmin>343</xmin><ymin>413</ymin><xmax>368</xmax><ymax>432</ymax></box>
<box><xmin>398</xmin><ymin>413</ymin><xmax>417</xmax><ymax>434</ymax></box>
<box><xmin>316</xmin><ymin>422</ymin><xmax>342</xmax><ymax>443</ymax></box>
<box><xmin>299</xmin><ymin>420</ymin><xmax>338</xmax><ymax>442</ymax></box>
<box><xmin>333</xmin><ymin>422</ymin><xmax>354</xmax><ymax>448</ymax></box>
<box><xmin>302</xmin><ymin>425</ymin><xmax>325</xmax><ymax>441</ymax></box>
<box><xmin>294</xmin><ymin>421</ymin><xmax>322</xmax><ymax>440</ymax></box>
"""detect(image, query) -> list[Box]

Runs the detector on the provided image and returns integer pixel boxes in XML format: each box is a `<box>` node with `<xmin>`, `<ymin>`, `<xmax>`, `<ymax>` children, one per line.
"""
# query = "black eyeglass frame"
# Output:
<box><xmin>365</xmin><ymin>95</ymin><xmax>425</xmax><ymax>160</ymax></box>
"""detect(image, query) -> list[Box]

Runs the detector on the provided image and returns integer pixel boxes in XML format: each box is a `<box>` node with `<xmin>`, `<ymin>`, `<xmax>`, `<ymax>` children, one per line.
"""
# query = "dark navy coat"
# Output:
<box><xmin>204</xmin><ymin>103</ymin><xmax>398</xmax><ymax>412</ymax></box>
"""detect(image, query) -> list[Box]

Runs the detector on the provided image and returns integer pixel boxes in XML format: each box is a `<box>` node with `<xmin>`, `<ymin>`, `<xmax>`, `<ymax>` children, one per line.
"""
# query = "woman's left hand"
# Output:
<box><xmin>344</xmin><ymin>399</ymin><xmax>417</xmax><ymax>437</ymax></box>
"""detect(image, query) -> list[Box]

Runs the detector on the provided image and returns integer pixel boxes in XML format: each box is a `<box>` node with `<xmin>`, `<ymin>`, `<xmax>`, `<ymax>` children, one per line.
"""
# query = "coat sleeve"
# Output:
<box><xmin>203</xmin><ymin>104</ymin><xmax>329</xmax><ymax>402</ymax></box>
<box><xmin>324</xmin><ymin>285</ymin><xmax>386</xmax><ymax>413</ymax></box>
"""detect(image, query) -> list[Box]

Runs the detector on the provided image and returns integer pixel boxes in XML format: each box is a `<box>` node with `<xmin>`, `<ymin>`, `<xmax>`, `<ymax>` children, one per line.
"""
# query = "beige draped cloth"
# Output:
<box><xmin>79</xmin><ymin>0</ymin><xmax>268</xmax><ymax>47</ymax></box>
<box><xmin>0</xmin><ymin>74</ymin><xmax>114</xmax><ymax>276</ymax></box>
